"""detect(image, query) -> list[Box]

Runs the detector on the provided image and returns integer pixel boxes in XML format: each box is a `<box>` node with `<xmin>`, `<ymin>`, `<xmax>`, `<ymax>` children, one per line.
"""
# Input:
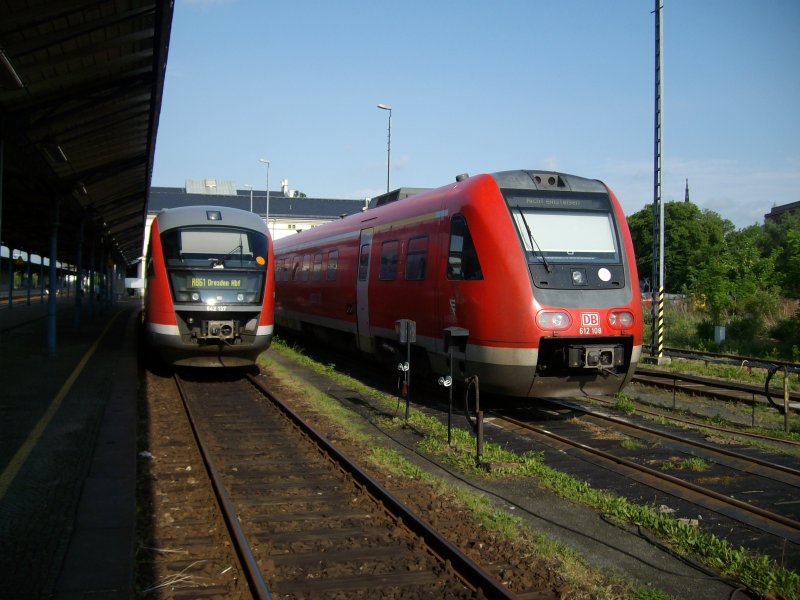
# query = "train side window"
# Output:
<box><xmin>447</xmin><ymin>215</ymin><xmax>483</xmax><ymax>280</ymax></box>
<box><xmin>327</xmin><ymin>250</ymin><xmax>338</xmax><ymax>280</ymax></box>
<box><xmin>291</xmin><ymin>257</ymin><xmax>301</xmax><ymax>281</ymax></box>
<box><xmin>405</xmin><ymin>236</ymin><xmax>428</xmax><ymax>280</ymax></box>
<box><xmin>379</xmin><ymin>240</ymin><xmax>399</xmax><ymax>280</ymax></box>
<box><xmin>358</xmin><ymin>244</ymin><xmax>370</xmax><ymax>281</ymax></box>
<box><xmin>312</xmin><ymin>253</ymin><xmax>323</xmax><ymax>281</ymax></box>
<box><xmin>301</xmin><ymin>254</ymin><xmax>311</xmax><ymax>281</ymax></box>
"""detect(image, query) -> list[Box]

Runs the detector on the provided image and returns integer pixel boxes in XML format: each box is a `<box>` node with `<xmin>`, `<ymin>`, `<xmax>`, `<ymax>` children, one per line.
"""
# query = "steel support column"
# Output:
<box><xmin>47</xmin><ymin>199</ymin><xmax>60</xmax><ymax>355</ymax></box>
<box><xmin>74</xmin><ymin>217</ymin><xmax>85</xmax><ymax>329</ymax></box>
<box><xmin>651</xmin><ymin>0</ymin><xmax>666</xmax><ymax>360</ymax></box>
<box><xmin>6</xmin><ymin>246</ymin><xmax>13</xmax><ymax>309</ymax></box>
<box><xmin>89</xmin><ymin>235</ymin><xmax>96</xmax><ymax>320</ymax></box>
<box><xmin>25</xmin><ymin>250</ymin><xmax>31</xmax><ymax>305</ymax></box>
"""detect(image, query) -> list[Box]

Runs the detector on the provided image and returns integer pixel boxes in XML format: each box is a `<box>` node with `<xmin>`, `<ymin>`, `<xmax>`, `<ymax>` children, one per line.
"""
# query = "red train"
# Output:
<box><xmin>143</xmin><ymin>205</ymin><xmax>274</xmax><ymax>367</ymax></box>
<box><xmin>273</xmin><ymin>170</ymin><xmax>642</xmax><ymax>397</ymax></box>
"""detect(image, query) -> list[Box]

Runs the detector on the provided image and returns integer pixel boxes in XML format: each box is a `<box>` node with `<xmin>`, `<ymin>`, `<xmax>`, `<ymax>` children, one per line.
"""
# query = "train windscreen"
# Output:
<box><xmin>504</xmin><ymin>191</ymin><xmax>620</xmax><ymax>264</ymax></box>
<box><xmin>161</xmin><ymin>226</ymin><xmax>268</xmax><ymax>305</ymax></box>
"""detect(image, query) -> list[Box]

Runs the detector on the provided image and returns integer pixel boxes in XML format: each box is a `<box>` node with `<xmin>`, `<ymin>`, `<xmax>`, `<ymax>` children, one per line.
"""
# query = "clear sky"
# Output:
<box><xmin>151</xmin><ymin>0</ymin><xmax>800</xmax><ymax>229</ymax></box>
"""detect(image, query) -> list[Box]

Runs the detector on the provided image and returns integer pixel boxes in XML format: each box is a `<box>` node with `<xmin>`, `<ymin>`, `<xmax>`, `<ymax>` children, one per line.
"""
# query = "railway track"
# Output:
<box><xmin>173</xmin><ymin>371</ymin><xmax>517</xmax><ymax>599</ymax></box>
<box><xmin>587</xmin><ymin>393</ymin><xmax>800</xmax><ymax>450</ymax></box>
<box><xmin>634</xmin><ymin>366</ymin><xmax>800</xmax><ymax>410</ymax></box>
<box><xmin>488</xmin><ymin>399</ymin><xmax>800</xmax><ymax>564</ymax></box>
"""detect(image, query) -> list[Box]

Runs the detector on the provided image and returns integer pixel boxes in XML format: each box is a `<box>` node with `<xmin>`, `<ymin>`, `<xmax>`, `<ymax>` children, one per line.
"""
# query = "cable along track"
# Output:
<box><xmin>175</xmin><ymin>372</ymin><xmax>515</xmax><ymax>599</ymax></box>
<box><xmin>488</xmin><ymin>402</ymin><xmax>800</xmax><ymax>548</ymax></box>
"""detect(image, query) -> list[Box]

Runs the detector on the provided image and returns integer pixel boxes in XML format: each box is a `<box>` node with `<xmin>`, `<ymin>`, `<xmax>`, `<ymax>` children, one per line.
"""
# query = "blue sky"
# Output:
<box><xmin>151</xmin><ymin>0</ymin><xmax>800</xmax><ymax>229</ymax></box>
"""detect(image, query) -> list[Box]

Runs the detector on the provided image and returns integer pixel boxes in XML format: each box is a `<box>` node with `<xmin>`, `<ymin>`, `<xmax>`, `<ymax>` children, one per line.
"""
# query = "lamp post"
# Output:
<box><xmin>259</xmin><ymin>159</ymin><xmax>270</xmax><ymax>236</ymax></box>
<box><xmin>377</xmin><ymin>103</ymin><xmax>392</xmax><ymax>193</ymax></box>
<box><xmin>244</xmin><ymin>184</ymin><xmax>253</xmax><ymax>212</ymax></box>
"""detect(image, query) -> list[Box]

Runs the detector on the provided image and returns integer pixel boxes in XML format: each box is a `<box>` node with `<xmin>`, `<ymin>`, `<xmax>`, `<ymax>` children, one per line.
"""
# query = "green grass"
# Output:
<box><xmin>621</xmin><ymin>439</ymin><xmax>646</xmax><ymax>451</ymax></box>
<box><xmin>261</xmin><ymin>340</ymin><xmax>800</xmax><ymax>599</ymax></box>
<box><xmin>614</xmin><ymin>392</ymin><xmax>637</xmax><ymax>414</ymax></box>
<box><xmin>661</xmin><ymin>457</ymin><xmax>710</xmax><ymax>472</ymax></box>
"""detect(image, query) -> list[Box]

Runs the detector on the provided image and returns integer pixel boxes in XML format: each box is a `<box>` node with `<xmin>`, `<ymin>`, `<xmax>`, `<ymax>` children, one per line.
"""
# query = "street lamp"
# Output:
<box><xmin>243</xmin><ymin>184</ymin><xmax>253</xmax><ymax>213</ymax></box>
<box><xmin>377</xmin><ymin>103</ymin><xmax>392</xmax><ymax>193</ymax></box>
<box><xmin>259</xmin><ymin>159</ymin><xmax>270</xmax><ymax>236</ymax></box>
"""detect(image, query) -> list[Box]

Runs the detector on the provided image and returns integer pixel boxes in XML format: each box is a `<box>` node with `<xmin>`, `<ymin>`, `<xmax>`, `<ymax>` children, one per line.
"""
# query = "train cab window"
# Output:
<box><xmin>447</xmin><ymin>215</ymin><xmax>483</xmax><ymax>280</ymax></box>
<box><xmin>162</xmin><ymin>227</ymin><xmax>265</xmax><ymax>267</ymax></box>
<box><xmin>301</xmin><ymin>254</ymin><xmax>311</xmax><ymax>281</ymax></box>
<box><xmin>358</xmin><ymin>244</ymin><xmax>370</xmax><ymax>281</ymax></box>
<box><xmin>327</xmin><ymin>250</ymin><xmax>338</xmax><ymax>280</ymax></box>
<box><xmin>312</xmin><ymin>253</ymin><xmax>323</xmax><ymax>281</ymax></box>
<box><xmin>405</xmin><ymin>236</ymin><xmax>428</xmax><ymax>280</ymax></box>
<box><xmin>379</xmin><ymin>240</ymin><xmax>399</xmax><ymax>280</ymax></box>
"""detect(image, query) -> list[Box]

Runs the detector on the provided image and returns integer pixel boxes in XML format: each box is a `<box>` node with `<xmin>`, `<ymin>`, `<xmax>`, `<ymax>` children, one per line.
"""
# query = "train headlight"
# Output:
<box><xmin>190</xmin><ymin>292</ymin><xmax>200</xmax><ymax>302</ymax></box>
<box><xmin>537</xmin><ymin>310</ymin><xmax>571</xmax><ymax>330</ymax></box>
<box><xmin>608</xmin><ymin>310</ymin><xmax>634</xmax><ymax>329</ymax></box>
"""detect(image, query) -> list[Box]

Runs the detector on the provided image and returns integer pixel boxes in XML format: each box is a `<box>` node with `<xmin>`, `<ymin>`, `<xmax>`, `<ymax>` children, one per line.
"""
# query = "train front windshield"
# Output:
<box><xmin>161</xmin><ymin>226</ymin><xmax>268</xmax><ymax>305</ymax></box>
<box><xmin>505</xmin><ymin>192</ymin><xmax>621</xmax><ymax>264</ymax></box>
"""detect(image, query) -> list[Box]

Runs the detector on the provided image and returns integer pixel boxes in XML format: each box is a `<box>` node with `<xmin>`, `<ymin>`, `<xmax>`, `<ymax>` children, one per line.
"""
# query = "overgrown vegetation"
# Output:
<box><xmin>614</xmin><ymin>392</ymin><xmax>636</xmax><ymax>414</ymax></box>
<box><xmin>661</xmin><ymin>457</ymin><xmax>710</xmax><ymax>472</ymax></box>
<box><xmin>628</xmin><ymin>204</ymin><xmax>799</xmax><ymax>361</ymax></box>
<box><xmin>261</xmin><ymin>340</ymin><xmax>800</xmax><ymax>599</ymax></box>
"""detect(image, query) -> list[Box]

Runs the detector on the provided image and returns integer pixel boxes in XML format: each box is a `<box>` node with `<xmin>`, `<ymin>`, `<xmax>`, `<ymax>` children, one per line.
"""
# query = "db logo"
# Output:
<box><xmin>581</xmin><ymin>313</ymin><xmax>600</xmax><ymax>327</ymax></box>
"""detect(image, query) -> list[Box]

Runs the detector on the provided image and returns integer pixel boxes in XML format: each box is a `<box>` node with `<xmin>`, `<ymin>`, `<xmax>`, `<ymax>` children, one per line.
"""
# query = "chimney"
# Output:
<box><xmin>281</xmin><ymin>179</ymin><xmax>289</xmax><ymax>196</ymax></box>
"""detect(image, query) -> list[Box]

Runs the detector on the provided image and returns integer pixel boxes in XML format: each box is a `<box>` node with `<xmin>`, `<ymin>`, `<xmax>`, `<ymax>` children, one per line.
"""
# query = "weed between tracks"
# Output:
<box><xmin>260</xmin><ymin>340</ymin><xmax>799</xmax><ymax>600</ymax></box>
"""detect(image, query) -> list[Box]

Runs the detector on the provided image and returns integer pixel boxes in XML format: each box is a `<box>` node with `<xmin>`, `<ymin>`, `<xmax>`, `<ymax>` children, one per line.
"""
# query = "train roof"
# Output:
<box><xmin>491</xmin><ymin>170</ymin><xmax>607</xmax><ymax>193</ymax></box>
<box><xmin>273</xmin><ymin>169</ymin><xmax>613</xmax><ymax>253</ymax></box>
<box><xmin>153</xmin><ymin>205</ymin><xmax>268</xmax><ymax>233</ymax></box>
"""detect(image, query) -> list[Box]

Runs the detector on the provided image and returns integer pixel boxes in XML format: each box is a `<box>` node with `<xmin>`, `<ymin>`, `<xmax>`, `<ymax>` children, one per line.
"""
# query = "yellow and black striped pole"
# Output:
<box><xmin>655</xmin><ymin>286</ymin><xmax>665</xmax><ymax>359</ymax></box>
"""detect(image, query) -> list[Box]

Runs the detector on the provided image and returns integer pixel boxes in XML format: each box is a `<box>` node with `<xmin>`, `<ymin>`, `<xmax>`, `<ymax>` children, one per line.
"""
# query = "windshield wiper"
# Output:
<box><xmin>516</xmin><ymin>208</ymin><xmax>552</xmax><ymax>273</ymax></box>
<box><xmin>211</xmin><ymin>240</ymin><xmax>243</xmax><ymax>268</ymax></box>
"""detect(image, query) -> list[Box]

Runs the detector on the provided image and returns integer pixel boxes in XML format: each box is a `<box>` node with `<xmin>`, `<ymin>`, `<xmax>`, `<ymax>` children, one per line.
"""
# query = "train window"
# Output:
<box><xmin>292</xmin><ymin>258</ymin><xmax>300</xmax><ymax>281</ymax></box>
<box><xmin>301</xmin><ymin>254</ymin><xmax>311</xmax><ymax>281</ymax></box>
<box><xmin>513</xmin><ymin>209</ymin><xmax>619</xmax><ymax>263</ymax></box>
<box><xmin>447</xmin><ymin>216</ymin><xmax>483</xmax><ymax>280</ymax></box>
<box><xmin>379</xmin><ymin>241</ymin><xmax>399</xmax><ymax>280</ymax></box>
<box><xmin>405</xmin><ymin>236</ymin><xmax>428</xmax><ymax>280</ymax></box>
<box><xmin>327</xmin><ymin>250</ymin><xmax>338</xmax><ymax>280</ymax></box>
<box><xmin>160</xmin><ymin>227</ymin><xmax>267</xmax><ymax>269</ymax></box>
<box><xmin>358</xmin><ymin>244</ymin><xmax>370</xmax><ymax>281</ymax></box>
<box><xmin>312</xmin><ymin>253</ymin><xmax>323</xmax><ymax>281</ymax></box>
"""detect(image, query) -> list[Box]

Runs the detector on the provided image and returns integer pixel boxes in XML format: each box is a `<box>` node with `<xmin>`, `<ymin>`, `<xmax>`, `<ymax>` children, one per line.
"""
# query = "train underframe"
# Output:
<box><xmin>150</xmin><ymin>308</ymin><xmax>272</xmax><ymax>367</ymax></box>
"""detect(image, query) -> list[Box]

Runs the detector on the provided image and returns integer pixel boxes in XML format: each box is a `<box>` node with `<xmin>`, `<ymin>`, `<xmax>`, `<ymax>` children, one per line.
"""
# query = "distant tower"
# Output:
<box><xmin>684</xmin><ymin>178</ymin><xmax>690</xmax><ymax>203</ymax></box>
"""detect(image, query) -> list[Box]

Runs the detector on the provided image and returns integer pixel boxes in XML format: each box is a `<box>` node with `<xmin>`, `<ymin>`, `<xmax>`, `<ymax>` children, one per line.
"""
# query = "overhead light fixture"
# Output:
<box><xmin>0</xmin><ymin>49</ymin><xmax>24</xmax><ymax>89</ymax></box>
<box><xmin>44</xmin><ymin>144</ymin><xmax>68</xmax><ymax>164</ymax></box>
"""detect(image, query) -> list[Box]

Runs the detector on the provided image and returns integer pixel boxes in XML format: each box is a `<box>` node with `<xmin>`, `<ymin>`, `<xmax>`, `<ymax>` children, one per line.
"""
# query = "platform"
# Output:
<box><xmin>0</xmin><ymin>295</ymin><xmax>141</xmax><ymax>598</ymax></box>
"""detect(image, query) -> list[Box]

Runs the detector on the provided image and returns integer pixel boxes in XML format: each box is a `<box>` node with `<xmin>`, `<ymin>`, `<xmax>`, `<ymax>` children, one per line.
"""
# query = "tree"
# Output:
<box><xmin>626</xmin><ymin>201</ymin><xmax>733</xmax><ymax>292</ymax></box>
<box><xmin>685</xmin><ymin>225</ymin><xmax>780</xmax><ymax>337</ymax></box>
<box><xmin>760</xmin><ymin>211</ymin><xmax>800</xmax><ymax>299</ymax></box>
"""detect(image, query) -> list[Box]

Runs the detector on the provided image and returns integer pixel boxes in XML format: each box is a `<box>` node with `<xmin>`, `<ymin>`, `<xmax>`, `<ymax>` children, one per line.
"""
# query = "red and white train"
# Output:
<box><xmin>274</xmin><ymin>170</ymin><xmax>642</xmax><ymax>397</ymax></box>
<box><xmin>143</xmin><ymin>205</ymin><xmax>274</xmax><ymax>367</ymax></box>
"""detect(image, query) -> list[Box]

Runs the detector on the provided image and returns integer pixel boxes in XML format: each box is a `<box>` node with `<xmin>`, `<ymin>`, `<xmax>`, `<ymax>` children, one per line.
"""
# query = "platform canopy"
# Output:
<box><xmin>0</xmin><ymin>0</ymin><xmax>173</xmax><ymax>268</ymax></box>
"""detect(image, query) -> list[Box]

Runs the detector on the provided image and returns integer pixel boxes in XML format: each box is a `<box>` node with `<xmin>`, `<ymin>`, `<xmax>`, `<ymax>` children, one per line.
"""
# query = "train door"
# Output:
<box><xmin>356</xmin><ymin>228</ymin><xmax>374</xmax><ymax>352</ymax></box>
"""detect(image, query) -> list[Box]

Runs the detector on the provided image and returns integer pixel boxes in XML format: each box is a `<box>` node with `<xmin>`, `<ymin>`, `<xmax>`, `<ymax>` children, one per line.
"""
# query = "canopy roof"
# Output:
<box><xmin>1</xmin><ymin>0</ymin><xmax>173</xmax><ymax>267</ymax></box>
